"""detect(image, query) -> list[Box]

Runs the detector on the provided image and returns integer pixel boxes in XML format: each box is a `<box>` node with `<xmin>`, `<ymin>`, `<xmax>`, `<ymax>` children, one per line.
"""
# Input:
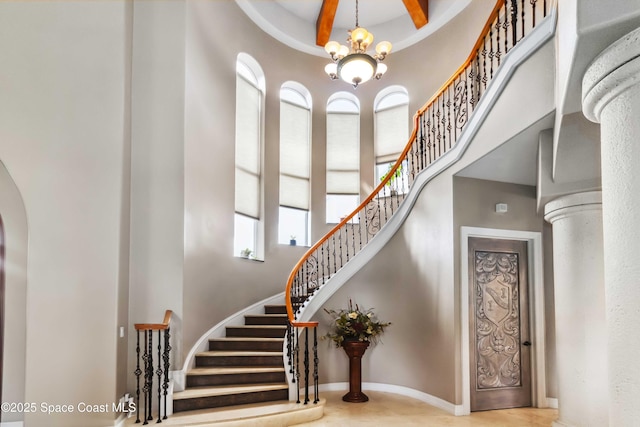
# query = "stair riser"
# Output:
<box><xmin>196</xmin><ymin>355</ymin><xmax>284</xmax><ymax>367</ymax></box>
<box><xmin>209</xmin><ymin>340</ymin><xmax>283</xmax><ymax>352</ymax></box>
<box><xmin>244</xmin><ymin>315</ymin><xmax>288</xmax><ymax>326</ymax></box>
<box><xmin>173</xmin><ymin>389</ymin><xmax>289</xmax><ymax>413</ymax></box>
<box><xmin>186</xmin><ymin>371</ymin><xmax>286</xmax><ymax>387</ymax></box>
<box><xmin>264</xmin><ymin>305</ymin><xmax>287</xmax><ymax>315</ymax></box>
<box><xmin>226</xmin><ymin>327</ymin><xmax>286</xmax><ymax>338</ymax></box>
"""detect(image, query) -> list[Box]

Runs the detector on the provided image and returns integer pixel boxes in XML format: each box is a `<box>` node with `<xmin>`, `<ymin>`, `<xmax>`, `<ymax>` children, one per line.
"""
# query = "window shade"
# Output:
<box><xmin>280</xmin><ymin>101</ymin><xmax>310</xmax><ymax>210</ymax></box>
<box><xmin>326</xmin><ymin>112</ymin><xmax>360</xmax><ymax>195</ymax></box>
<box><xmin>235</xmin><ymin>76</ymin><xmax>261</xmax><ymax>219</ymax></box>
<box><xmin>375</xmin><ymin>103</ymin><xmax>409</xmax><ymax>164</ymax></box>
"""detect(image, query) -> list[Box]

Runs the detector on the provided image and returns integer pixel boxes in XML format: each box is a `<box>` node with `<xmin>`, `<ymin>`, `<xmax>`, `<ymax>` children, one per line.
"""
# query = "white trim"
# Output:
<box><xmin>317</xmin><ymin>382</ymin><xmax>464</xmax><ymax>415</ymax></box>
<box><xmin>460</xmin><ymin>227</ymin><xmax>547</xmax><ymax>415</ymax></box>
<box><xmin>547</xmin><ymin>397</ymin><xmax>559</xmax><ymax>409</ymax></box>
<box><xmin>178</xmin><ymin>292</ymin><xmax>286</xmax><ymax>391</ymax></box>
<box><xmin>0</xmin><ymin>422</ymin><xmax>24</xmax><ymax>427</ymax></box>
<box><xmin>113</xmin><ymin>413</ymin><xmax>126</xmax><ymax>427</ymax></box>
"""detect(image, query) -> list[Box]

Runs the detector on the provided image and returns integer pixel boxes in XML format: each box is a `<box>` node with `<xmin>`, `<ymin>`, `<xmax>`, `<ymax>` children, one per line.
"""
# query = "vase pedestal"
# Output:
<box><xmin>342</xmin><ymin>340</ymin><xmax>370</xmax><ymax>403</ymax></box>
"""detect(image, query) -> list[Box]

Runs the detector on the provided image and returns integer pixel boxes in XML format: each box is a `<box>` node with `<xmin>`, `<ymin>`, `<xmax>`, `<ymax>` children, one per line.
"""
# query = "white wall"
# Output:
<box><xmin>0</xmin><ymin>162</ymin><xmax>28</xmax><ymax>424</ymax></box>
<box><xmin>180</xmin><ymin>0</ymin><xmax>493</xmax><ymax>364</ymax></box>
<box><xmin>128</xmin><ymin>0</ymin><xmax>186</xmax><ymax>387</ymax></box>
<box><xmin>0</xmin><ymin>2</ymin><xmax>131</xmax><ymax>425</ymax></box>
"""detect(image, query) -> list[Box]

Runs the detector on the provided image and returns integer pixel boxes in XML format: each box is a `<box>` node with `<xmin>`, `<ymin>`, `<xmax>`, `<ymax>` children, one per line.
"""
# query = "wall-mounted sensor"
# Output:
<box><xmin>495</xmin><ymin>203</ymin><xmax>508</xmax><ymax>213</ymax></box>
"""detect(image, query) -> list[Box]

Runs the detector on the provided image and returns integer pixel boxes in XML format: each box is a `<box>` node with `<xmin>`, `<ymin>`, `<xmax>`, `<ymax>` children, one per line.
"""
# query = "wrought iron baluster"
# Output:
<box><xmin>510</xmin><ymin>0</ymin><xmax>518</xmax><ymax>47</ymax></box>
<box><xmin>489</xmin><ymin>24</ymin><xmax>494</xmax><ymax>79</ymax></box>
<box><xmin>495</xmin><ymin>16</ymin><xmax>501</xmax><ymax>67</ymax></box>
<box><xmin>135</xmin><ymin>331</ymin><xmax>142</xmax><ymax>424</ymax></box>
<box><xmin>503</xmin><ymin>0</ymin><xmax>509</xmax><ymax>54</ymax></box>
<box><xmin>294</xmin><ymin>328</ymin><xmax>300</xmax><ymax>403</ymax></box>
<box><xmin>313</xmin><ymin>327</ymin><xmax>319</xmax><ymax>403</ymax></box>
<box><xmin>142</xmin><ymin>331</ymin><xmax>149</xmax><ymax>425</ymax></box>
<box><xmin>147</xmin><ymin>330</ymin><xmax>153</xmax><ymax>423</ymax></box>
<box><xmin>162</xmin><ymin>328</ymin><xmax>170</xmax><ymax>420</ymax></box>
<box><xmin>303</xmin><ymin>327</ymin><xmax>310</xmax><ymax>404</ymax></box>
<box><xmin>530</xmin><ymin>0</ymin><xmax>537</xmax><ymax>27</ymax></box>
<box><xmin>156</xmin><ymin>330</ymin><xmax>162</xmax><ymax>423</ymax></box>
<box><xmin>521</xmin><ymin>0</ymin><xmax>525</xmax><ymax>40</ymax></box>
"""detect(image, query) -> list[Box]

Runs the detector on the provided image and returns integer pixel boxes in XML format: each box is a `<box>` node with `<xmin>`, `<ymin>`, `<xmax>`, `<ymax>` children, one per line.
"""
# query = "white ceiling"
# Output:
<box><xmin>235</xmin><ymin>0</ymin><xmax>471</xmax><ymax>57</ymax></box>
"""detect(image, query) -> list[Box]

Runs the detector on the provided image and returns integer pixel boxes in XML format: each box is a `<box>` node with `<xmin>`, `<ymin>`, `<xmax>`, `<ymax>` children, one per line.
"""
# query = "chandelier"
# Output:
<box><xmin>323</xmin><ymin>0</ymin><xmax>392</xmax><ymax>88</ymax></box>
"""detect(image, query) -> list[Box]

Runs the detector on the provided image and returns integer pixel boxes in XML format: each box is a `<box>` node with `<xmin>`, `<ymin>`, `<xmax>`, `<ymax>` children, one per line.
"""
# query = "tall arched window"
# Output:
<box><xmin>374</xmin><ymin>86</ymin><xmax>409</xmax><ymax>195</ymax></box>
<box><xmin>326</xmin><ymin>92</ymin><xmax>360</xmax><ymax>223</ymax></box>
<box><xmin>279</xmin><ymin>82</ymin><xmax>312</xmax><ymax>246</ymax></box>
<box><xmin>234</xmin><ymin>53</ymin><xmax>265</xmax><ymax>259</ymax></box>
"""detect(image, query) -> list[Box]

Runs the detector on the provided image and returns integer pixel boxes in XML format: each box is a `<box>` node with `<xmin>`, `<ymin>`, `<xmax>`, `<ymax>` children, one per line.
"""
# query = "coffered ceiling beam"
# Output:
<box><xmin>316</xmin><ymin>0</ymin><xmax>340</xmax><ymax>46</ymax></box>
<box><xmin>402</xmin><ymin>0</ymin><xmax>428</xmax><ymax>29</ymax></box>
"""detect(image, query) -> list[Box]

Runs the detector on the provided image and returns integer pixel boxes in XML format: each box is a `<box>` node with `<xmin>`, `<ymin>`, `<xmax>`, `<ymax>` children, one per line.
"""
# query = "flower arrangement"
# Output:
<box><xmin>323</xmin><ymin>300</ymin><xmax>391</xmax><ymax>347</ymax></box>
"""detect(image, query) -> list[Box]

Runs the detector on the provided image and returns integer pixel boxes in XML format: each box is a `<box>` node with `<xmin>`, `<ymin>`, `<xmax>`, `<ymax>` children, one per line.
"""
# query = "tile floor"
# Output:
<box><xmin>292</xmin><ymin>391</ymin><xmax>558</xmax><ymax>426</ymax></box>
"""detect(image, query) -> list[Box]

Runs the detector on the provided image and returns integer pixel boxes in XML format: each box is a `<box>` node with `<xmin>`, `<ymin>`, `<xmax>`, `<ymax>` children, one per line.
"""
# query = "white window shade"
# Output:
<box><xmin>327</xmin><ymin>112</ymin><xmax>360</xmax><ymax>195</ymax></box>
<box><xmin>280</xmin><ymin>101</ymin><xmax>310</xmax><ymax>210</ymax></box>
<box><xmin>375</xmin><ymin>103</ymin><xmax>409</xmax><ymax>164</ymax></box>
<box><xmin>235</xmin><ymin>76</ymin><xmax>261</xmax><ymax>219</ymax></box>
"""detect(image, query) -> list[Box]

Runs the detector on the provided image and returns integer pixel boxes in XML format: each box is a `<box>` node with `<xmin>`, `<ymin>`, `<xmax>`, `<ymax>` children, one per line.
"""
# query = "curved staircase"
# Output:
<box><xmin>173</xmin><ymin>304</ymin><xmax>289</xmax><ymax>412</ymax></box>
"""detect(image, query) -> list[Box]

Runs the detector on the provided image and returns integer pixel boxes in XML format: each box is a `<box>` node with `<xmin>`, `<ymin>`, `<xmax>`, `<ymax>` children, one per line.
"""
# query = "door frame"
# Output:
<box><xmin>460</xmin><ymin>227</ymin><xmax>547</xmax><ymax>415</ymax></box>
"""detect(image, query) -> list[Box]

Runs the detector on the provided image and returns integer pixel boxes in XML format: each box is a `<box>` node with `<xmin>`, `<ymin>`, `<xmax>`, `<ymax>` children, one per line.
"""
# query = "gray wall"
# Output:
<box><xmin>0</xmin><ymin>2</ymin><xmax>131</xmax><ymax>425</ymax></box>
<box><xmin>181</xmin><ymin>0</ymin><xmax>494</xmax><ymax>359</ymax></box>
<box><xmin>453</xmin><ymin>177</ymin><xmax>557</xmax><ymax>399</ymax></box>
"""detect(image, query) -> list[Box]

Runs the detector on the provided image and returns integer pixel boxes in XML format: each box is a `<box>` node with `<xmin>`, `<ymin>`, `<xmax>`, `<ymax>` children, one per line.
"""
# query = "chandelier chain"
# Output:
<box><xmin>355</xmin><ymin>0</ymin><xmax>359</xmax><ymax>28</ymax></box>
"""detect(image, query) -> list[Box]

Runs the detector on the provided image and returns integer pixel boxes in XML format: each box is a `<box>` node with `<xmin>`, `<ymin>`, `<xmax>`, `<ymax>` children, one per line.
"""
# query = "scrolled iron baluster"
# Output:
<box><xmin>135</xmin><ymin>331</ymin><xmax>142</xmax><ymax>424</ymax></box>
<box><xmin>313</xmin><ymin>327</ymin><xmax>319</xmax><ymax>404</ymax></box>
<box><xmin>142</xmin><ymin>331</ymin><xmax>149</xmax><ymax>425</ymax></box>
<box><xmin>510</xmin><ymin>0</ymin><xmax>518</xmax><ymax>46</ymax></box>
<box><xmin>530</xmin><ymin>0</ymin><xmax>537</xmax><ymax>28</ymax></box>
<box><xmin>295</xmin><ymin>328</ymin><xmax>301</xmax><ymax>403</ymax></box>
<box><xmin>303</xmin><ymin>327</ymin><xmax>310</xmax><ymax>404</ymax></box>
<box><xmin>147</xmin><ymin>330</ymin><xmax>153</xmax><ymax>422</ymax></box>
<box><xmin>521</xmin><ymin>0</ymin><xmax>525</xmax><ymax>40</ymax></box>
<box><xmin>162</xmin><ymin>328</ymin><xmax>170</xmax><ymax>420</ymax></box>
<box><xmin>156</xmin><ymin>330</ymin><xmax>162</xmax><ymax>423</ymax></box>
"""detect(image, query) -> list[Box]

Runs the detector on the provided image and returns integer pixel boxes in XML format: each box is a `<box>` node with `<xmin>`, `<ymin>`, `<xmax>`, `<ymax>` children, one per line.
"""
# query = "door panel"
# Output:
<box><xmin>469</xmin><ymin>237</ymin><xmax>531</xmax><ymax>411</ymax></box>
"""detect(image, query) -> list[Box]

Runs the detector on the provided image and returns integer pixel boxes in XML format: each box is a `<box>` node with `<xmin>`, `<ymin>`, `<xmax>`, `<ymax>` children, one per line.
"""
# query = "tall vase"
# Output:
<box><xmin>342</xmin><ymin>340</ymin><xmax>370</xmax><ymax>402</ymax></box>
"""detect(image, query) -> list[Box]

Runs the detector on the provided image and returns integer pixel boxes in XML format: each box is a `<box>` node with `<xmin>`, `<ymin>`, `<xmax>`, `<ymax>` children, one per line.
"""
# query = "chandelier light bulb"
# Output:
<box><xmin>364</xmin><ymin>32</ymin><xmax>374</xmax><ymax>48</ymax></box>
<box><xmin>375</xmin><ymin>41</ymin><xmax>392</xmax><ymax>56</ymax></box>
<box><xmin>325</xmin><ymin>63</ymin><xmax>338</xmax><ymax>78</ymax></box>
<box><xmin>324</xmin><ymin>40</ymin><xmax>340</xmax><ymax>56</ymax></box>
<box><xmin>351</xmin><ymin>27</ymin><xmax>368</xmax><ymax>43</ymax></box>
<box><xmin>338</xmin><ymin>45</ymin><xmax>349</xmax><ymax>58</ymax></box>
<box><xmin>375</xmin><ymin>63</ymin><xmax>387</xmax><ymax>78</ymax></box>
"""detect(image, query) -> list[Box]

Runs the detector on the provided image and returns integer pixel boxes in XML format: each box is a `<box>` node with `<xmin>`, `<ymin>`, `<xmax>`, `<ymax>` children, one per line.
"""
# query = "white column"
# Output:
<box><xmin>583</xmin><ymin>26</ymin><xmax>640</xmax><ymax>426</ymax></box>
<box><xmin>544</xmin><ymin>191</ymin><xmax>607</xmax><ymax>427</ymax></box>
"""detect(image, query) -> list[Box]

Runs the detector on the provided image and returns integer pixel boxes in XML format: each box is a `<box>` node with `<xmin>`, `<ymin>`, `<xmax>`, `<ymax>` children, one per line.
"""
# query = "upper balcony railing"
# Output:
<box><xmin>284</xmin><ymin>1</ymin><xmax>552</xmax><ymax>389</ymax></box>
<box><xmin>286</xmin><ymin>0</ymin><xmax>551</xmax><ymax>322</ymax></box>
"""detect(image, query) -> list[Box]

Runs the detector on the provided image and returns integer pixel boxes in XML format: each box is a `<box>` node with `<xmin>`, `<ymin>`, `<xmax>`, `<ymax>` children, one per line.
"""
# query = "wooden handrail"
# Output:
<box><xmin>135</xmin><ymin>310</ymin><xmax>173</xmax><ymax>331</ymax></box>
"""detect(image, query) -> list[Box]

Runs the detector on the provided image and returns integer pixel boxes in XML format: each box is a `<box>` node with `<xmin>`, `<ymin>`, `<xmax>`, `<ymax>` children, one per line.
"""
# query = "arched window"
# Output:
<box><xmin>279</xmin><ymin>82</ymin><xmax>312</xmax><ymax>246</ymax></box>
<box><xmin>326</xmin><ymin>92</ymin><xmax>360</xmax><ymax>223</ymax></box>
<box><xmin>234</xmin><ymin>53</ymin><xmax>265</xmax><ymax>259</ymax></box>
<box><xmin>374</xmin><ymin>86</ymin><xmax>409</xmax><ymax>195</ymax></box>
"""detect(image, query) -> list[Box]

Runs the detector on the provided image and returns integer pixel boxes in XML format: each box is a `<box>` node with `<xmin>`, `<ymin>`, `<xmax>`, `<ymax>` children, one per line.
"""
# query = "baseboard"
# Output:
<box><xmin>0</xmin><ymin>422</ymin><xmax>25</xmax><ymax>427</ymax></box>
<box><xmin>318</xmin><ymin>382</ymin><xmax>463</xmax><ymax>415</ymax></box>
<box><xmin>113</xmin><ymin>413</ymin><xmax>126</xmax><ymax>427</ymax></box>
<box><xmin>546</xmin><ymin>397</ymin><xmax>558</xmax><ymax>409</ymax></box>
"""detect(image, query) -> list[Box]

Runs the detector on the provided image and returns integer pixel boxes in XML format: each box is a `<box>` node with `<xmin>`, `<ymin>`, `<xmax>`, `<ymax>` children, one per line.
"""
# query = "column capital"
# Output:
<box><xmin>583</xmin><ymin>26</ymin><xmax>640</xmax><ymax>123</ymax></box>
<box><xmin>544</xmin><ymin>191</ymin><xmax>602</xmax><ymax>224</ymax></box>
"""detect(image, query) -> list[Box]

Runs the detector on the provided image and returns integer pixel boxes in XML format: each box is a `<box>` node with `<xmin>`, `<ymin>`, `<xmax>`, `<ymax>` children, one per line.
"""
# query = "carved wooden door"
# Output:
<box><xmin>469</xmin><ymin>237</ymin><xmax>531</xmax><ymax>411</ymax></box>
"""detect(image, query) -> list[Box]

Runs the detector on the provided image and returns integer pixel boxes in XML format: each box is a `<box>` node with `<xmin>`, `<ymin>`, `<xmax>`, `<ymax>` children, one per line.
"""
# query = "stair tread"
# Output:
<box><xmin>209</xmin><ymin>337</ymin><xmax>284</xmax><ymax>342</ymax></box>
<box><xmin>173</xmin><ymin>383</ymin><xmax>289</xmax><ymax>400</ymax></box>
<box><xmin>245</xmin><ymin>314</ymin><xmax>288</xmax><ymax>317</ymax></box>
<box><xmin>228</xmin><ymin>325</ymin><xmax>287</xmax><ymax>329</ymax></box>
<box><xmin>197</xmin><ymin>351</ymin><xmax>283</xmax><ymax>357</ymax></box>
<box><xmin>188</xmin><ymin>367</ymin><xmax>285</xmax><ymax>376</ymax></box>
